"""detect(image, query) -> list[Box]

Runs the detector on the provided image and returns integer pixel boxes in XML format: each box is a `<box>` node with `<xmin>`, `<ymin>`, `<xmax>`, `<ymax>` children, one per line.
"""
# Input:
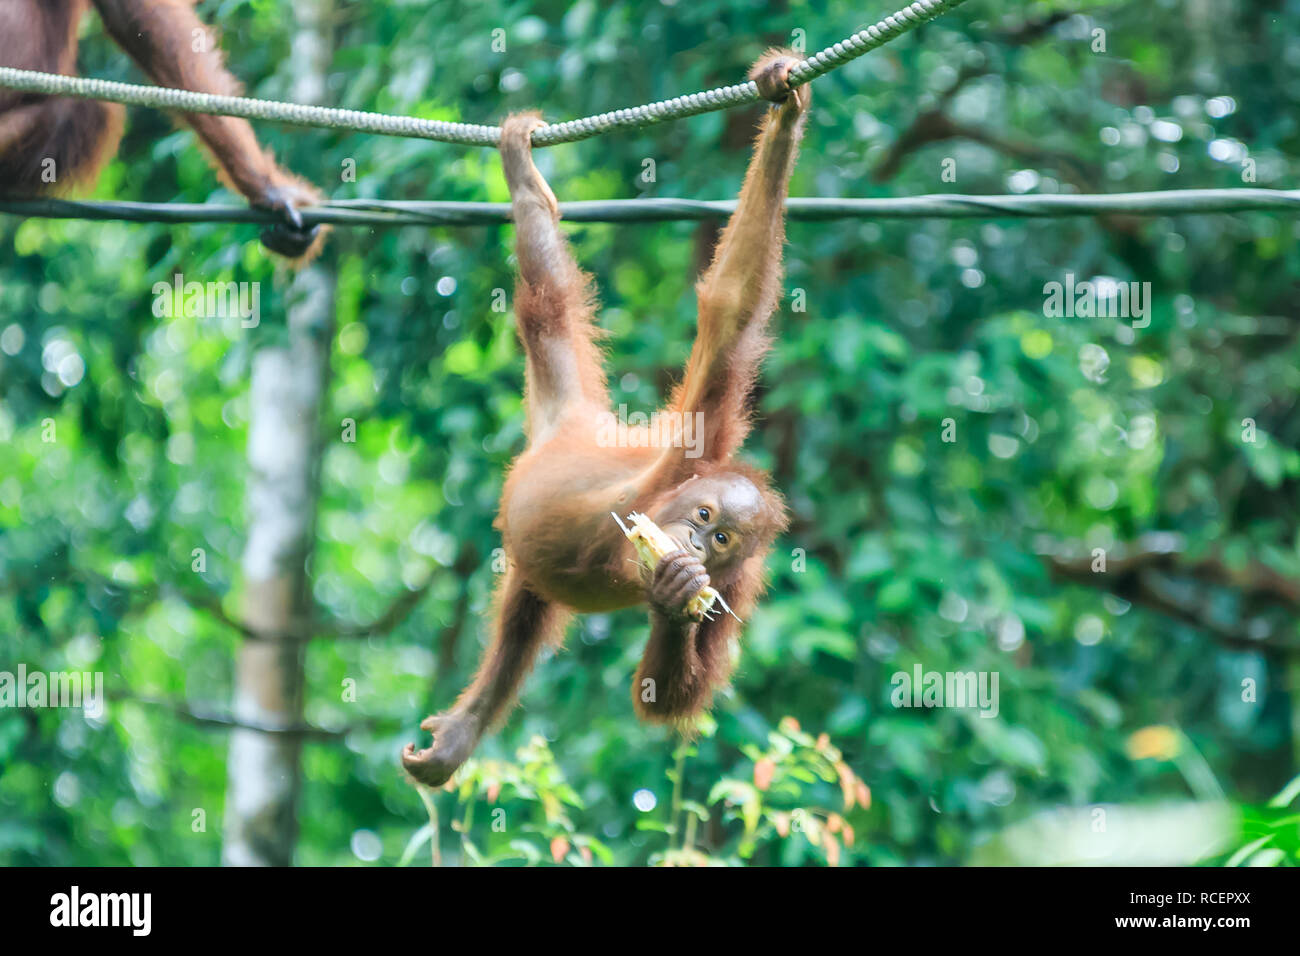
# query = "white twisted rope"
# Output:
<box><xmin>0</xmin><ymin>0</ymin><xmax>969</xmax><ymax>147</ymax></box>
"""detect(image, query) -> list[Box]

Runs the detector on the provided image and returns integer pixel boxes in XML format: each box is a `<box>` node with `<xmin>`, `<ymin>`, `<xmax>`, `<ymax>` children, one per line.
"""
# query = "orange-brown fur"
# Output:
<box><xmin>402</xmin><ymin>52</ymin><xmax>809</xmax><ymax>786</ymax></box>
<box><xmin>0</xmin><ymin>0</ymin><xmax>323</xmax><ymax>259</ymax></box>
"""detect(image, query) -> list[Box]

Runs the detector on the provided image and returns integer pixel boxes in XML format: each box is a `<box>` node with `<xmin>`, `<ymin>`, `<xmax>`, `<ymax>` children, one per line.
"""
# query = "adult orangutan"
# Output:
<box><xmin>404</xmin><ymin>50</ymin><xmax>810</xmax><ymax>786</ymax></box>
<box><xmin>0</xmin><ymin>0</ymin><xmax>322</xmax><ymax>257</ymax></box>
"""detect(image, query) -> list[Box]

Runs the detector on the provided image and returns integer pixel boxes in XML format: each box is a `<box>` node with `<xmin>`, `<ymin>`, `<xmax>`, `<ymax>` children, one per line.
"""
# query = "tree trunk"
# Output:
<box><xmin>222</xmin><ymin>0</ymin><xmax>335</xmax><ymax>867</ymax></box>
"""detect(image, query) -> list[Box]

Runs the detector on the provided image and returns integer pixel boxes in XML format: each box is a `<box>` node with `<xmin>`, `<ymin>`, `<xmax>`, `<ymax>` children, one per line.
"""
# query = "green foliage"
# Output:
<box><xmin>403</xmin><ymin>736</ymin><xmax>612</xmax><ymax>866</ymax></box>
<box><xmin>702</xmin><ymin>716</ymin><xmax>872</xmax><ymax>866</ymax></box>
<box><xmin>397</xmin><ymin>716</ymin><xmax>870</xmax><ymax>867</ymax></box>
<box><xmin>1223</xmin><ymin>773</ymin><xmax>1300</xmax><ymax>868</ymax></box>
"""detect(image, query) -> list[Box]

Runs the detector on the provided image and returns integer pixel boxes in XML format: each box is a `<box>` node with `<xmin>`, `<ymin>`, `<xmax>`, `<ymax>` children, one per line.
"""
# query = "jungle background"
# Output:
<box><xmin>2</xmin><ymin>0</ymin><xmax>1300</xmax><ymax>867</ymax></box>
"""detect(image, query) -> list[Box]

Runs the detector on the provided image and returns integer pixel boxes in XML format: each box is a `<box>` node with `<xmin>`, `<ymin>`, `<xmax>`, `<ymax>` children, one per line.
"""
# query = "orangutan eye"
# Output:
<box><xmin>698</xmin><ymin>507</ymin><xmax>710</xmax><ymax>521</ymax></box>
<box><xmin>714</xmin><ymin>531</ymin><xmax>729</xmax><ymax>546</ymax></box>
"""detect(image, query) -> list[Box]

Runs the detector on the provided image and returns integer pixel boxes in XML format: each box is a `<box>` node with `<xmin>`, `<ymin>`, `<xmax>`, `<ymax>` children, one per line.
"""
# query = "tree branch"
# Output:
<box><xmin>1046</xmin><ymin>537</ymin><xmax>1300</xmax><ymax>654</ymax></box>
<box><xmin>73</xmin><ymin>566</ymin><xmax>437</xmax><ymax>643</ymax></box>
<box><xmin>318</xmin><ymin>576</ymin><xmax>436</xmax><ymax>640</ymax></box>
<box><xmin>108</xmin><ymin>694</ymin><xmax>348</xmax><ymax>739</ymax></box>
<box><xmin>1048</xmin><ymin>538</ymin><xmax>1300</xmax><ymax>608</ymax></box>
<box><xmin>870</xmin><ymin>9</ymin><xmax>1096</xmax><ymax>185</ymax></box>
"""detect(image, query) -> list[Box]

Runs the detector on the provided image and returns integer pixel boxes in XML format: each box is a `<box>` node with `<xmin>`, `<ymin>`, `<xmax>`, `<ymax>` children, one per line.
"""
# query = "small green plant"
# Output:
<box><xmin>402</xmin><ymin>736</ymin><xmax>611</xmax><ymax>866</ymax></box>
<box><xmin>1224</xmin><ymin>772</ymin><xmax>1300</xmax><ymax>867</ymax></box>
<box><xmin>402</xmin><ymin>719</ymin><xmax>871</xmax><ymax>866</ymax></box>
<box><xmin>644</xmin><ymin>715</ymin><xmax>872</xmax><ymax>866</ymax></box>
<box><xmin>708</xmin><ymin>716</ymin><xmax>871</xmax><ymax>865</ymax></box>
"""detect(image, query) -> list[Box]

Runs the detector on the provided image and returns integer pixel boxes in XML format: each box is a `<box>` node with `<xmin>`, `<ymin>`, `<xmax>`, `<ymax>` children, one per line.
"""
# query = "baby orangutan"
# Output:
<box><xmin>403</xmin><ymin>51</ymin><xmax>810</xmax><ymax>786</ymax></box>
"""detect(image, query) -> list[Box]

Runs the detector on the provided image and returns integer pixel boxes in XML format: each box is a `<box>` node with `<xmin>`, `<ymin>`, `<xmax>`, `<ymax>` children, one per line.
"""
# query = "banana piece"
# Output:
<box><xmin>612</xmin><ymin>511</ymin><xmax>741</xmax><ymax>622</ymax></box>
